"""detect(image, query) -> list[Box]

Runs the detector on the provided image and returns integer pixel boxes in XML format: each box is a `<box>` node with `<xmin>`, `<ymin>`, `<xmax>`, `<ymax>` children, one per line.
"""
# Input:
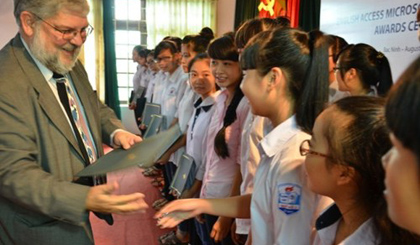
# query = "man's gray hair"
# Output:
<box><xmin>14</xmin><ymin>0</ymin><xmax>89</xmax><ymax>27</ymax></box>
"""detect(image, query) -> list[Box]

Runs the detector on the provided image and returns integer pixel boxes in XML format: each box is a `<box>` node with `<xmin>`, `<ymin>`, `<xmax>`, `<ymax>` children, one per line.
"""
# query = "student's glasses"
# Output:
<box><xmin>33</xmin><ymin>13</ymin><xmax>94</xmax><ymax>40</ymax></box>
<box><xmin>333</xmin><ymin>66</ymin><xmax>343</xmax><ymax>73</ymax></box>
<box><xmin>299</xmin><ymin>140</ymin><xmax>331</xmax><ymax>158</ymax></box>
<box><xmin>154</xmin><ymin>56</ymin><xmax>172</xmax><ymax>63</ymax></box>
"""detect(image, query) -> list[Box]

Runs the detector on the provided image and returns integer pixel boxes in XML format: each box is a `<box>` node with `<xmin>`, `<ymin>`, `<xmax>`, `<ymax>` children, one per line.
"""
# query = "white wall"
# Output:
<box><xmin>216</xmin><ymin>0</ymin><xmax>236</xmax><ymax>36</ymax></box>
<box><xmin>0</xmin><ymin>0</ymin><xmax>18</xmax><ymax>48</ymax></box>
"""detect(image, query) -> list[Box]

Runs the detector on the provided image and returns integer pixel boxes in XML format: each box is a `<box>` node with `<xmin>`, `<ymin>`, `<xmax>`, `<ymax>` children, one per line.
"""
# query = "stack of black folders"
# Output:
<box><xmin>76</xmin><ymin>124</ymin><xmax>182</xmax><ymax>177</ymax></box>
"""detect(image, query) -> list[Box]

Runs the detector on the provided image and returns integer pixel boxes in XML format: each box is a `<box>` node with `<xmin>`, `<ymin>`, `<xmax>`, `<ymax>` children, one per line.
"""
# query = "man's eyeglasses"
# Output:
<box><xmin>33</xmin><ymin>13</ymin><xmax>94</xmax><ymax>40</ymax></box>
<box><xmin>299</xmin><ymin>139</ymin><xmax>331</xmax><ymax>159</ymax></box>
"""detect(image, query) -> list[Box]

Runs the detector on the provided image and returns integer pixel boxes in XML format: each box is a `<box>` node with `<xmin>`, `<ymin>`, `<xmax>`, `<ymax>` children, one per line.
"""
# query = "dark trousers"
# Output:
<box><xmin>161</xmin><ymin>161</ymin><xmax>177</xmax><ymax>201</ymax></box>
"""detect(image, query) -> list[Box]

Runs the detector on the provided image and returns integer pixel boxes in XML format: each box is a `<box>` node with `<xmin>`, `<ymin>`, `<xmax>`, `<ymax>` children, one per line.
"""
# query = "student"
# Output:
<box><xmin>232</xmin><ymin>17</ymin><xmax>278</xmax><ymax>244</ymax></box>
<box><xmin>171</xmin><ymin>30</ymin><xmax>214</xmax><ymax>131</ymax></box>
<box><xmin>151</xmin><ymin>39</ymin><xmax>188</xmax><ymax>210</ymax></box>
<box><xmin>153</xmin><ymin>39</ymin><xmax>187</xmax><ymax>130</ymax></box>
<box><xmin>155</xmin><ymin>31</ymin><xmax>215</xmax><ymax>189</ymax></box>
<box><xmin>335</xmin><ymin>43</ymin><xmax>393</xmax><ymax>96</ymax></box>
<box><xmin>156</xmin><ymin>28</ymin><xmax>331</xmax><ymax>245</ymax></box>
<box><xmin>129</xmin><ymin>46</ymin><xmax>149</xmax><ymax>113</ymax></box>
<box><xmin>159</xmin><ymin>53</ymin><xmax>219</xmax><ymax>245</ymax></box>
<box><xmin>383</xmin><ymin>56</ymin><xmax>420</xmax><ymax>236</ymax></box>
<box><xmin>304</xmin><ymin>96</ymin><xmax>420</xmax><ymax>244</ymax></box>
<box><xmin>144</xmin><ymin>50</ymin><xmax>160</xmax><ymax>103</ymax></box>
<box><xmin>199</xmin><ymin>34</ymin><xmax>249</xmax><ymax>245</ymax></box>
<box><xmin>327</xmin><ymin>35</ymin><xmax>349</xmax><ymax>102</ymax></box>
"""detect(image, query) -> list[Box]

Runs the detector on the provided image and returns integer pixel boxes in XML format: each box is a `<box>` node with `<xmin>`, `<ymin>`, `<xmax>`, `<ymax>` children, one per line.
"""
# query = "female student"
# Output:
<box><xmin>304</xmin><ymin>96</ymin><xmax>420</xmax><ymax>244</ymax></box>
<box><xmin>383</xmin><ymin>56</ymin><xmax>420</xmax><ymax>236</ymax></box>
<box><xmin>159</xmin><ymin>34</ymin><xmax>248</xmax><ymax>245</ymax></box>
<box><xmin>156</xmin><ymin>28</ymin><xmax>331</xmax><ymax>244</ymax></box>
<box><xmin>172</xmin><ymin>30</ymin><xmax>214</xmax><ymax>131</ymax></box>
<box><xmin>327</xmin><ymin>35</ymin><xmax>349</xmax><ymax>102</ymax></box>
<box><xmin>232</xmin><ymin>17</ymin><xmax>278</xmax><ymax>244</ymax></box>
<box><xmin>200</xmin><ymin>34</ymin><xmax>249</xmax><ymax>244</ymax></box>
<box><xmin>334</xmin><ymin>43</ymin><xmax>392</xmax><ymax>96</ymax></box>
<box><xmin>159</xmin><ymin>53</ymin><xmax>219</xmax><ymax>244</ymax></box>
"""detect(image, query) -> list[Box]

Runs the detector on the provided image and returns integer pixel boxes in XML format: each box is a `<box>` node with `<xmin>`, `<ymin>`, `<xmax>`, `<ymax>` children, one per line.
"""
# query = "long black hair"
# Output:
<box><xmin>336</xmin><ymin>43</ymin><xmax>393</xmax><ymax>96</ymax></box>
<box><xmin>325</xmin><ymin>96</ymin><xmax>420</xmax><ymax>245</ymax></box>
<box><xmin>386</xmin><ymin>55</ymin><xmax>420</xmax><ymax>162</ymax></box>
<box><xmin>241</xmin><ymin>28</ymin><xmax>330</xmax><ymax>134</ymax></box>
<box><xmin>207</xmin><ymin>34</ymin><xmax>243</xmax><ymax>158</ymax></box>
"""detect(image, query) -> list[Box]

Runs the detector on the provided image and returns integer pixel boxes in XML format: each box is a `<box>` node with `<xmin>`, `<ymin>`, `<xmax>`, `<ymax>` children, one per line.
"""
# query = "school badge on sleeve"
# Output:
<box><xmin>277</xmin><ymin>183</ymin><xmax>301</xmax><ymax>215</ymax></box>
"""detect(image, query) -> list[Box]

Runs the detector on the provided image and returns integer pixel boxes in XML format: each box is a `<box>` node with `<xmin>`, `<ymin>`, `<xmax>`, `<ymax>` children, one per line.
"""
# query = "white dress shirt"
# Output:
<box><xmin>251</xmin><ymin>116</ymin><xmax>328</xmax><ymax>245</ymax></box>
<box><xmin>160</xmin><ymin>66</ymin><xmax>187</xmax><ymax>130</ymax></box>
<box><xmin>236</xmin><ymin>112</ymin><xmax>271</xmax><ymax>234</ymax></box>
<box><xmin>313</xmin><ymin>204</ymin><xmax>379</xmax><ymax>245</ymax></box>
<box><xmin>186</xmin><ymin>93</ymin><xmax>219</xmax><ymax>181</ymax></box>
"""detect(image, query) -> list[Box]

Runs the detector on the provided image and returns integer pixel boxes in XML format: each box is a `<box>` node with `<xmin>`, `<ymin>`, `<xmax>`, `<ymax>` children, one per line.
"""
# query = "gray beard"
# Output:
<box><xmin>30</xmin><ymin>29</ymin><xmax>80</xmax><ymax>74</ymax></box>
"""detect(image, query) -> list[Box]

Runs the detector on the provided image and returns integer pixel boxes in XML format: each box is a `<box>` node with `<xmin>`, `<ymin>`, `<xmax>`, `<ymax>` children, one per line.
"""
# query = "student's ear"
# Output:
<box><xmin>346</xmin><ymin>68</ymin><xmax>358</xmax><ymax>81</ymax></box>
<box><xmin>268</xmin><ymin>67</ymin><xmax>286</xmax><ymax>91</ymax></box>
<box><xmin>336</xmin><ymin>165</ymin><xmax>357</xmax><ymax>186</ymax></box>
<box><xmin>20</xmin><ymin>11</ymin><xmax>37</xmax><ymax>37</ymax></box>
<box><xmin>174</xmin><ymin>52</ymin><xmax>181</xmax><ymax>61</ymax></box>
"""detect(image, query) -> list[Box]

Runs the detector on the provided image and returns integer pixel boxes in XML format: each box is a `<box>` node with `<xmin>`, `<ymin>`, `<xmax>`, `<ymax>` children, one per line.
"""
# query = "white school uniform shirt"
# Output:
<box><xmin>251</xmin><ymin>115</ymin><xmax>327</xmax><ymax>245</ymax></box>
<box><xmin>145</xmin><ymin>71</ymin><xmax>158</xmax><ymax>103</ymax></box>
<box><xmin>186</xmin><ymin>93</ymin><xmax>219</xmax><ymax>181</ymax></box>
<box><xmin>160</xmin><ymin>66</ymin><xmax>187</xmax><ymax>130</ymax></box>
<box><xmin>132</xmin><ymin>64</ymin><xmax>148</xmax><ymax>102</ymax></box>
<box><xmin>151</xmin><ymin>70</ymin><xmax>167</xmax><ymax>105</ymax></box>
<box><xmin>236</xmin><ymin>112</ymin><xmax>272</xmax><ymax>234</ymax></box>
<box><xmin>174</xmin><ymin>80</ymin><xmax>200</xmax><ymax>132</ymax></box>
<box><xmin>171</xmin><ymin>80</ymin><xmax>200</xmax><ymax>165</ymax></box>
<box><xmin>313</xmin><ymin>204</ymin><xmax>378</xmax><ymax>245</ymax></box>
<box><xmin>200</xmin><ymin>91</ymin><xmax>250</xmax><ymax>198</ymax></box>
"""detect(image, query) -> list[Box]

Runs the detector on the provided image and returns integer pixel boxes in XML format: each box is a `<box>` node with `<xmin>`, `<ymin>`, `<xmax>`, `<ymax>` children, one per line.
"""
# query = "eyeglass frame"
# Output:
<box><xmin>32</xmin><ymin>13</ymin><xmax>94</xmax><ymax>40</ymax></box>
<box><xmin>154</xmin><ymin>55</ymin><xmax>173</xmax><ymax>63</ymax></box>
<box><xmin>332</xmin><ymin>66</ymin><xmax>344</xmax><ymax>73</ymax></box>
<box><xmin>299</xmin><ymin>139</ymin><xmax>331</xmax><ymax>159</ymax></box>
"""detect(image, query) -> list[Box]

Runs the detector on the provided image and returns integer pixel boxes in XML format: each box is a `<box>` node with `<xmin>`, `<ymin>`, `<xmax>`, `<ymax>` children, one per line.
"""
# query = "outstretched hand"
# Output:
<box><xmin>86</xmin><ymin>181</ymin><xmax>148</xmax><ymax>214</ymax></box>
<box><xmin>154</xmin><ymin>198</ymin><xmax>205</xmax><ymax>228</ymax></box>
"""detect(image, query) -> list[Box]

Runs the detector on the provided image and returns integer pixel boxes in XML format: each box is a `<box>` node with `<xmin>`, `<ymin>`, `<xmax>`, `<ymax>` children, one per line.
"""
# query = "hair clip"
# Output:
<box><xmin>377</xmin><ymin>52</ymin><xmax>384</xmax><ymax>59</ymax></box>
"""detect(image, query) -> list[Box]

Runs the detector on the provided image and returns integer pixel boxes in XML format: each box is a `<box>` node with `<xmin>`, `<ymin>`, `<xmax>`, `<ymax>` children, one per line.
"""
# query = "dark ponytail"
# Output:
<box><xmin>376</xmin><ymin>52</ymin><xmax>393</xmax><ymax>96</ymax></box>
<box><xmin>241</xmin><ymin>28</ymin><xmax>329</xmax><ymax>134</ymax></box>
<box><xmin>296</xmin><ymin>30</ymin><xmax>330</xmax><ymax>134</ymax></box>
<box><xmin>214</xmin><ymin>86</ymin><xmax>244</xmax><ymax>158</ymax></box>
<box><xmin>208</xmin><ymin>35</ymin><xmax>243</xmax><ymax>158</ymax></box>
<box><xmin>336</xmin><ymin>43</ymin><xmax>393</xmax><ymax>97</ymax></box>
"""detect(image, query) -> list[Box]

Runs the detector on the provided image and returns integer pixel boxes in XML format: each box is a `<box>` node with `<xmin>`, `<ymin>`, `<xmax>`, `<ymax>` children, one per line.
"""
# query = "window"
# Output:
<box><xmin>114</xmin><ymin>0</ymin><xmax>147</xmax><ymax>105</ymax></box>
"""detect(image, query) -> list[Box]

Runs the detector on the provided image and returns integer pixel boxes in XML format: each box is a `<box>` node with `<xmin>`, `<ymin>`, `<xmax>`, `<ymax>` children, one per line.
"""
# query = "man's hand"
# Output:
<box><xmin>86</xmin><ymin>182</ymin><xmax>148</xmax><ymax>214</ymax></box>
<box><xmin>113</xmin><ymin>131</ymin><xmax>142</xmax><ymax>149</ymax></box>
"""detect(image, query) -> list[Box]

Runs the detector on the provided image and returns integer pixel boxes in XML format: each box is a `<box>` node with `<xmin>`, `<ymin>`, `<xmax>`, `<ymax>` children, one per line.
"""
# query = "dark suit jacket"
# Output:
<box><xmin>0</xmin><ymin>34</ymin><xmax>124</xmax><ymax>244</ymax></box>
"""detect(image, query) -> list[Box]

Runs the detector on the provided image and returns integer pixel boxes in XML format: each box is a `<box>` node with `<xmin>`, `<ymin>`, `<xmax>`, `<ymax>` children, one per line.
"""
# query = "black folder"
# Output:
<box><xmin>170</xmin><ymin>153</ymin><xmax>196</xmax><ymax>197</ymax></box>
<box><xmin>141</xmin><ymin>102</ymin><xmax>161</xmax><ymax>128</ymax></box>
<box><xmin>76</xmin><ymin>124</ymin><xmax>182</xmax><ymax>176</ymax></box>
<box><xmin>143</xmin><ymin>114</ymin><xmax>163</xmax><ymax>139</ymax></box>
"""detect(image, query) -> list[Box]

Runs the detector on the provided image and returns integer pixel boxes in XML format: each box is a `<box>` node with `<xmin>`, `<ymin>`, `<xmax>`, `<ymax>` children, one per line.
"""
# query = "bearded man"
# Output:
<box><xmin>0</xmin><ymin>0</ymin><xmax>148</xmax><ymax>244</ymax></box>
